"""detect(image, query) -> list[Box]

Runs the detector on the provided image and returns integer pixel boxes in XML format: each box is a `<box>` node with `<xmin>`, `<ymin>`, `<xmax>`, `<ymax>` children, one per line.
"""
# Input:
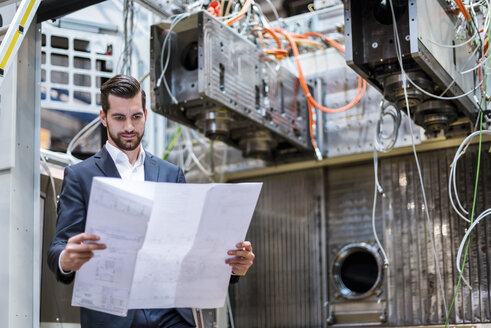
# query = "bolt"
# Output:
<box><xmin>372</xmin><ymin>42</ymin><xmax>378</xmax><ymax>48</ymax></box>
<box><xmin>405</xmin><ymin>35</ymin><xmax>410</xmax><ymax>41</ymax></box>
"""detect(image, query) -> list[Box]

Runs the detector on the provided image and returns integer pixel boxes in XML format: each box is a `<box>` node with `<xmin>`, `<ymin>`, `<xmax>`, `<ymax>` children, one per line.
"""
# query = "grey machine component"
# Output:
<box><xmin>326</xmin><ymin>165</ymin><xmax>387</xmax><ymax>327</ymax></box>
<box><xmin>344</xmin><ymin>0</ymin><xmax>481</xmax><ymax>136</ymax></box>
<box><xmin>150</xmin><ymin>11</ymin><xmax>312</xmax><ymax>160</ymax></box>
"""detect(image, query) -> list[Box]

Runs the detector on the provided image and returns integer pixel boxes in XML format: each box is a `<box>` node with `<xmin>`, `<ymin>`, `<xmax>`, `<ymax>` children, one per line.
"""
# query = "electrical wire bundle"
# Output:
<box><xmin>252</xmin><ymin>25</ymin><xmax>368</xmax><ymax>159</ymax></box>
<box><xmin>162</xmin><ymin>122</ymin><xmax>230</xmax><ymax>182</ymax></box>
<box><xmin>155</xmin><ymin>1</ymin><xmax>368</xmax><ymax>161</ymax></box>
<box><xmin>386</xmin><ymin>0</ymin><xmax>491</xmax><ymax>326</ymax></box>
<box><xmin>206</xmin><ymin>1</ymin><xmax>368</xmax><ymax>159</ymax></box>
<box><xmin>445</xmin><ymin>1</ymin><xmax>491</xmax><ymax>320</ymax></box>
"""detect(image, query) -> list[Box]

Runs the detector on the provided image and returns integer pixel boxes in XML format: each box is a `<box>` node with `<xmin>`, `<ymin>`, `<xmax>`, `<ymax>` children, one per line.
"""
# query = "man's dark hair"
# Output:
<box><xmin>100</xmin><ymin>75</ymin><xmax>146</xmax><ymax>114</ymax></box>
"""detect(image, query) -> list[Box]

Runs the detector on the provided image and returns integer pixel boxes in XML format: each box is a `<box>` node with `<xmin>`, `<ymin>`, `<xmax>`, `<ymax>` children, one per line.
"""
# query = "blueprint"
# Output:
<box><xmin>72</xmin><ymin>177</ymin><xmax>262</xmax><ymax>316</ymax></box>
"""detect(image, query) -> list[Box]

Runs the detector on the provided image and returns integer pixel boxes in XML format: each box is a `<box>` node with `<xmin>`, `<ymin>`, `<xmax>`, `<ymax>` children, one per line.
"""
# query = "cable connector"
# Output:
<box><xmin>376</xmin><ymin>184</ymin><xmax>384</xmax><ymax>195</ymax></box>
<box><xmin>314</xmin><ymin>147</ymin><xmax>323</xmax><ymax>161</ymax></box>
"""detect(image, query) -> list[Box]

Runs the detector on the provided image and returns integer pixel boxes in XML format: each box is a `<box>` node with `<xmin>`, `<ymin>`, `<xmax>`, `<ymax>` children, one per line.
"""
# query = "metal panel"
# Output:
<box><xmin>0</xmin><ymin>21</ymin><xmax>41</xmax><ymax>328</ymax></box>
<box><xmin>326</xmin><ymin>164</ymin><xmax>387</xmax><ymax>326</ymax></box>
<box><xmin>229</xmin><ymin>169</ymin><xmax>327</xmax><ymax>328</ymax></box>
<box><xmin>37</xmin><ymin>0</ymin><xmax>106</xmax><ymax>23</ymax></box>
<box><xmin>228</xmin><ymin>143</ymin><xmax>490</xmax><ymax>327</ymax></box>
<box><xmin>40</xmin><ymin>173</ymin><xmax>80</xmax><ymax>325</ymax></box>
<box><xmin>381</xmin><ymin>144</ymin><xmax>491</xmax><ymax>325</ymax></box>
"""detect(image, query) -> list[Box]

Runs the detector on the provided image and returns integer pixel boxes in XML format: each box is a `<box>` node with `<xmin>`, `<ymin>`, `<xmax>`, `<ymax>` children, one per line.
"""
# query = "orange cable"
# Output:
<box><xmin>224</xmin><ymin>0</ymin><xmax>251</xmax><ymax>26</ymax></box>
<box><xmin>273</xmin><ymin>28</ymin><xmax>367</xmax><ymax>114</ymax></box>
<box><xmin>262</xmin><ymin>27</ymin><xmax>282</xmax><ymax>49</ymax></box>
<box><xmin>302</xmin><ymin>31</ymin><xmax>345</xmax><ymax>53</ymax></box>
<box><xmin>455</xmin><ymin>0</ymin><xmax>471</xmax><ymax>21</ymax></box>
<box><xmin>262</xmin><ymin>49</ymin><xmax>289</xmax><ymax>59</ymax></box>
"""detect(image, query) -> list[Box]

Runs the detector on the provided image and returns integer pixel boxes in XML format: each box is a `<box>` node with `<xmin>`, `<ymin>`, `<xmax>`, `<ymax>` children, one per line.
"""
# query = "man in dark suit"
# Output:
<box><xmin>47</xmin><ymin>75</ymin><xmax>255</xmax><ymax>328</ymax></box>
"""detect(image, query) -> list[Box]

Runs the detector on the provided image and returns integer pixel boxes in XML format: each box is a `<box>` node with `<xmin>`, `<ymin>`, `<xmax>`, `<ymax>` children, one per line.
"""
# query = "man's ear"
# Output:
<box><xmin>100</xmin><ymin>110</ymin><xmax>107</xmax><ymax>127</ymax></box>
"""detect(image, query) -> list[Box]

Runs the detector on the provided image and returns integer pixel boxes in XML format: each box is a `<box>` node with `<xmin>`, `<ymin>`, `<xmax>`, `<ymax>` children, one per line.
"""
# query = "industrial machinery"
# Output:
<box><xmin>150</xmin><ymin>11</ymin><xmax>312</xmax><ymax>160</ymax></box>
<box><xmin>345</xmin><ymin>0</ymin><xmax>483</xmax><ymax>136</ymax></box>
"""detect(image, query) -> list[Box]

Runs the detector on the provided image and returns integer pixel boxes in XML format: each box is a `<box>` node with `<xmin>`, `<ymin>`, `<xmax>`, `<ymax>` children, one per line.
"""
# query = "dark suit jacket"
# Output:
<box><xmin>47</xmin><ymin>146</ymin><xmax>194</xmax><ymax>325</ymax></box>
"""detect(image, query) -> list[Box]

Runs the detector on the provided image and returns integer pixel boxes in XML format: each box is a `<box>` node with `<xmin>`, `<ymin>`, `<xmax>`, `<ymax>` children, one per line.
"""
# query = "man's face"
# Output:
<box><xmin>100</xmin><ymin>93</ymin><xmax>147</xmax><ymax>151</ymax></box>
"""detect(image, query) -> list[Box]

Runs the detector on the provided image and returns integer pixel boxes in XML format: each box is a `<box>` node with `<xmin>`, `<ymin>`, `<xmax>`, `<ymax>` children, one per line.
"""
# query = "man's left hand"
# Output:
<box><xmin>226</xmin><ymin>241</ymin><xmax>255</xmax><ymax>276</ymax></box>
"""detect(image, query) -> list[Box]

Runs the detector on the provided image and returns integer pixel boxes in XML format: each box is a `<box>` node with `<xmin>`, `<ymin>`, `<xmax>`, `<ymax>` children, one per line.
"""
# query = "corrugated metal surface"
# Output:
<box><xmin>326</xmin><ymin>164</ymin><xmax>382</xmax><ymax>248</ymax></box>
<box><xmin>325</xmin><ymin>164</ymin><xmax>386</xmax><ymax>325</ymax></box>
<box><xmin>229</xmin><ymin>169</ymin><xmax>327</xmax><ymax>328</ymax></box>
<box><xmin>229</xmin><ymin>143</ymin><xmax>490</xmax><ymax>327</ymax></box>
<box><xmin>381</xmin><ymin>144</ymin><xmax>491</xmax><ymax>326</ymax></box>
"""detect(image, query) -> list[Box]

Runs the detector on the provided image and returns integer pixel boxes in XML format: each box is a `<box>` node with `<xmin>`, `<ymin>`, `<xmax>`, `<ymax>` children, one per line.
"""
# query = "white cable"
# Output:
<box><xmin>399</xmin><ymin>1</ymin><xmax>489</xmax><ymax>102</ymax></box>
<box><xmin>408</xmin><ymin>74</ymin><xmax>483</xmax><ymax>101</ymax></box>
<box><xmin>262</xmin><ymin>0</ymin><xmax>280</xmax><ymax>22</ymax></box>
<box><xmin>372</xmin><ymin>148</ymin><xmax>389</xmax><ymax>266</ymax></box>
<box><xmin>456</xmin><ymin>208</ymin><xmax>491</xmax><ymax>289</ymax></box>
<box><xmin>116</xmin><ymin>1</ymin><xmax>139</xmax><ymax>74</ymax></box>
<box><xmin>388</xmin><ymin>0</ymin><xmax>448</xmax><ymax>315</ymax></box>
<box><xmin>461</xmin><ymin>56</ymin><xmax>489</xmax><ymax>75</ymax></box>
<box><xmin>448</xmin><ymin>130</ymin><xmax>491</xmax><ymax>221</ymax></box>
<box><xmin>449</xmin><ymin>151</ymin><xmax>471</xmax><ymax>222</ymax></box>
<box><xmin>40</xmin><ymin>154</ymin><xmax>58</xmax><ymax>211</ymax></box>
<box><xmin>66</xmin><ymin>116</ymin><xmax>101</xmax><ymax>157</ymax></box>
<box><xmin>156</xmin><ymin>13</ymin><xmax>190</xmax><ymax>104</ymax></box>
<box><xmin>374</xmin><ymin>100</ymin><xmax>401</xmax><ymax>152</ymax></box>
<box><xmin>239</xmin><ymin>1</ymin><xmax>254</xmax><ymax>35</ymax></box>
<box><xmin>427</xmin><ymin>31</ymin><xmax>477</xmax><ymax>49</ymax></box>
<box><xmin>428</xmin><ymin>0</ymin><xmax>490</xmax><ymax>49</ymax></box>
<box><xmin>182</xmin><ymin>126</ymin><xmax>214</xmax><ymax>179</ymax></box>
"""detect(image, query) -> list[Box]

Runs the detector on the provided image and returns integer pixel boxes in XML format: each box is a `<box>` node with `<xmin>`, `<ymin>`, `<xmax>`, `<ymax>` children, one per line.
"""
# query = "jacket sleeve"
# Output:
<box><xmin>176</xmin><ymin>167</ymin><xmax>186</xmax><ymax>184</ymax></box>
<box><xmin>47</xmin><ymin>165</ymin><xmax>87</xmax><ymax>284</ymax></box>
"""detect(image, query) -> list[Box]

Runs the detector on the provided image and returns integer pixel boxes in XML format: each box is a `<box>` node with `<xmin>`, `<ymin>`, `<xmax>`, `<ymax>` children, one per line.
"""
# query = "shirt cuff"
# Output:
<box><xmin>58</xmin><ymin>250</ymin><xmax>73</xmax><ymax>275</ymax></box>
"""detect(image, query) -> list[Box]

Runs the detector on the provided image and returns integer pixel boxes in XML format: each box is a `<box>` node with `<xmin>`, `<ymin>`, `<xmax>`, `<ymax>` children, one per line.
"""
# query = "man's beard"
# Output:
<box><xmin>107</xmin><ymin>124</ymin><xmax>144</xmax><ymax>151</ymax></box>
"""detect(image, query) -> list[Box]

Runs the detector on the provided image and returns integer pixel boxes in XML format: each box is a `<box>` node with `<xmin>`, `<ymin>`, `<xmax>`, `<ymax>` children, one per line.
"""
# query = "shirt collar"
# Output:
<box><xmin>105</xmin><ymin>141</ymin><xmax>145</xmax><ymax>167</ymax></box>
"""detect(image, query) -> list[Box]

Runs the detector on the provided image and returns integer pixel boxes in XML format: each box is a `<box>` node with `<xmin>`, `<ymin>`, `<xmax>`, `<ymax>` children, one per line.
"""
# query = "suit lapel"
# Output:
<box><xmin>144</xmin><ymin>153</ymin><xmax>159</xmax><ymax>182</ymax></box>
<box><xmin>94</xmin><ymin>147</ymin><xmax>121</xmax><ymax>178</ymax></box>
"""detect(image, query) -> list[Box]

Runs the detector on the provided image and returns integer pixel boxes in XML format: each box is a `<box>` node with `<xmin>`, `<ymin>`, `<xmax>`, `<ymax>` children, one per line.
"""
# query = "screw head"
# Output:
<box><xmin>372</xmin><ymin>42</ymin><xmax>378</xmax><ymax>48</ymax></box>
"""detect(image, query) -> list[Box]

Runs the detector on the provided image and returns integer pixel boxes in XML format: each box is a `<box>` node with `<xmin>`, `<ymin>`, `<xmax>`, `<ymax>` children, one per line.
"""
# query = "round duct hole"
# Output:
<box><xmin>332</xmin><ymin>243</ymin><xmax>383</xmax><ymax>300</ymax></box>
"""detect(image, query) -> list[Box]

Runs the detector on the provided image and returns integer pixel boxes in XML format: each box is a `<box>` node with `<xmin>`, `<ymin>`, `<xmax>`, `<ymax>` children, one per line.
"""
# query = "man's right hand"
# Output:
<box><xmin>60</xmin><ymin>233</ymin><xmax>106</xmax><ymax>272</ymax></box>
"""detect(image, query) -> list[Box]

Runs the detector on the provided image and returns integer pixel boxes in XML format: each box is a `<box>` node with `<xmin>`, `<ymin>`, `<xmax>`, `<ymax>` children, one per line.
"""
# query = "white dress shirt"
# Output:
<box><xmin>59</xmin><ymin>141</ymin><xmax>146</xmax><ymax>274</ymax></box>
<box><xmin>105</xmin><ymin>141</ymin><xmax>146</xmax><ymax>181</ymax></box>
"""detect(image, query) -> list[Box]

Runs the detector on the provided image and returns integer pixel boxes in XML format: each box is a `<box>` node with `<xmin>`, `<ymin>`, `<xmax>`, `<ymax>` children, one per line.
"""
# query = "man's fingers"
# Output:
<box><xmin>225</xmin><ymin>257</ymin><xmax>254</xmax><ymax>265</ymax></box>
<box><xmin>227</xmin><ymin>250</ymin><xmax>255</xmax><ymax>260</ymax></box>
<box><xmin>235</xmin><ymin>241</ymin><xmax>252</xmax><ymax>251</ymax></box>
<box><xmin>66</xmin><ymin>251</ymin><xmax>94</xmax><ymax>260</ymax></box>
<box><xmin>66</xmin><ymin>242</ymin><xmax>106</xmax><ymax>252</ymax></box>
<box><xmin>61</xmin><ymin>250</ymin><xmax>95</xmax><ymax>272</ymax></box>
<box><xmin>68</xmin><ymin>232</ymin><xmax>101</xmax><ymax>244</ymax></box>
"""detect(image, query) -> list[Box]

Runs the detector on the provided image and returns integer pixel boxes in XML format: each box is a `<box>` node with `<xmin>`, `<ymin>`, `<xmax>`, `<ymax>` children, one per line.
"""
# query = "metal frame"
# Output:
<box><xmin>40</xmin><ymin>23</ymin><xmax>120</xmax><ymax>114</ymax></box>
<box><xmin>0</xmin><ymin>17</ymin><xmax>41</xmax><ymax>327</ymax></box>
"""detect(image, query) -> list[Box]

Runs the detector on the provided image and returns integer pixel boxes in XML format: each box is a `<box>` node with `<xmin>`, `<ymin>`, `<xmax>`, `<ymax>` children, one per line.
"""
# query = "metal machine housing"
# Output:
<box><xmin>150</xmin><ymin>11</ymin><xmax>312</xmax><ymax>160</ymax></box>
<box><xmin>344</xmin><ymin>0</ymin><xmax>481</xmax><ymax>134</ymax></box>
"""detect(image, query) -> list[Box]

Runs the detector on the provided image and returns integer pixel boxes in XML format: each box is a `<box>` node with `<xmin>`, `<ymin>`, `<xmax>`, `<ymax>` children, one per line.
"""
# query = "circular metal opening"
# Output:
<box><xmin>332</xmin><ymin>243</ymin><xmax>383</xmax><ymax>300</ymax></box>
